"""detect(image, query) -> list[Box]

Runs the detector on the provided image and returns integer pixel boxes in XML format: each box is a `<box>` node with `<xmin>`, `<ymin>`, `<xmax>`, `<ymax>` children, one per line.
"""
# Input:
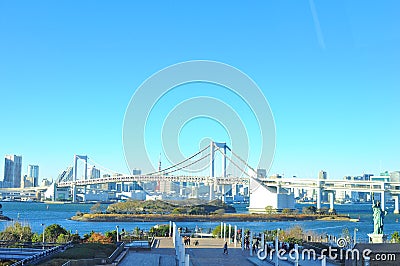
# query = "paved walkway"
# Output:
<box><xmin>118</xmin><ymin>238</ymin><xmax>338</xmax><ymax>266</ymax></box>
<box><xmin>181</xmin><ymin>238</ymin><xmax>254</xmax><ymax>266</ymax></box>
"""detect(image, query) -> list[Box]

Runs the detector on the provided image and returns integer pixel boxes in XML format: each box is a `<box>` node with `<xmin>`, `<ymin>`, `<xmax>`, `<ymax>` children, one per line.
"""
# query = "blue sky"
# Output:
<box><xmin>0</xmin><ymin>1</ymin><xmax>399</xmax><ymax>180</ymax></box>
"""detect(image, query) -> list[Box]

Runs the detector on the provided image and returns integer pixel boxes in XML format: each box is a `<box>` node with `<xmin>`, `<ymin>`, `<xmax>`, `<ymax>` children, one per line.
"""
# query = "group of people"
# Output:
<box><xmin>183</xmin><ymin>236</ymin><xmax>191</xmax><ymax>245</ymax></box>
<box><xmin>183</xmin><ymin>236</ymin><xmax>199</xmax><ymax>246</ymax></box>
<box><xmin>242</xmin><ymin>236</ymin><xmax>260</xmax><ymax>253</ymax></box>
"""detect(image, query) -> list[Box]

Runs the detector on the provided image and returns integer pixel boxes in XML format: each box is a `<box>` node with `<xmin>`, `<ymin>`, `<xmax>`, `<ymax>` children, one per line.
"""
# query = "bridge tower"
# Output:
<box><xmin>209</xmin><ymin>141</ymin><xmax>215</xmax><ymax>201</ymax></box>
<box><xmin>72</xmin><ymin>155</ymin><xmax>88</xmax><ymax>203</ymax></box>
<box><xmin>209</xmin><ymin>141</ymin><xmax>228</xmax><ymax>201</ymax></box>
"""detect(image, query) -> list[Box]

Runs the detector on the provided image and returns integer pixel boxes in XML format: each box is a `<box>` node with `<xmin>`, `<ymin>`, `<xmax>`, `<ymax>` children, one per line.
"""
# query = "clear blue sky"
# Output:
<box><xmin>0</xmin><ymin>1</ymin><xmax>399</xmax><ymax>181</ymax></box>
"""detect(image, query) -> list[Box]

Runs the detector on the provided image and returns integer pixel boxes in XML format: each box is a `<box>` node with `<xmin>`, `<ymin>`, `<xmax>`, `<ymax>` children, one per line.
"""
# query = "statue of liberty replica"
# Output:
<box><xmin>368</xmin><ymin>192</ymin><xmax>387</xmax><ymax>243</ymax></box>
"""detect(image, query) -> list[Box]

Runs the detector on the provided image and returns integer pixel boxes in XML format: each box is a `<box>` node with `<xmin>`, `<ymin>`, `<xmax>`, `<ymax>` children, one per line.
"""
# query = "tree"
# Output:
<box><xmin>212</xmin><ymin>225</ymin><xmax>234</xmax><ymax>238</ymax></box>
<box><xmin>45</xmin><ymin>224</ymin><xmax>68</xmax><ymax>243</ymax></box>
<box><xmin>392</xmin><ymin>231</ymin><xmax>400</xmax><ymax>243</ymax></box>
<box><xmin>56</xmin><ymin>233</ymin><xmax>70</xmax><ymax>243</ymax></box>
<box><xmin>265</xmin><ymin>206</ymin><xmax>275</xmax><ymax>214</ymax></box>
<box><xmin>86</xmin><ymin>232</ymin><xmax>113</xmax><ymax>244</ymax></box>
<box><xmin>280</xmin><ymin>226</ymin><xmax>304</xmax><ymax>244</ymax></box>
<box><xmin>302</xmin><ymin>206</ymin><xmax>317</xmax><ymax>214</ymax></box>
<box><xmin>105</xmin><ymin>230</ymin><xmax>117</xmax><ymax>242</ymax></box>
<box><xmin>0</xmin><ymin>222</ymin><xmax>33</xmax><ymax>242</ymax></box>
<box><xmin>317</xmin><ymin>207</ymin><xmax>329</xmax><ymax>215</ymax></box>
<box><xmin>282</xmin><ymin>208</ymin><xmax>292</xmax><ymax>214</ymax></box>
<box><xmin>32</xmin><ymin>233</ymin><xmax>41</xmax><ymax>243</ymax></box>
<box><xmin>90</xmin><ymin>203</ymin><xmax>103</xmax><ymax>214</ymax></box>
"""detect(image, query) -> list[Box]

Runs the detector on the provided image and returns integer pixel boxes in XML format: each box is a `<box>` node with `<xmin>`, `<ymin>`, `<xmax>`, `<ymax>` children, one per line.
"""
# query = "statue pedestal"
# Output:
<box><xmin>368</xmin><ymin>233</ymin><xmax>387</xmax><ymax>243</ymax></box>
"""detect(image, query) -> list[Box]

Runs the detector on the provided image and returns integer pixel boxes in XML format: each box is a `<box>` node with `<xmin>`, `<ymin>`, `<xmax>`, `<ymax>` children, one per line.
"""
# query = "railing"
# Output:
<box><xmin>106</xmin><ymin>242</ymin><xmax>125</xmax><ymax>263</ymax></box>
<box><xmin>11</xmin><ymin>241</ymin><xmax>73</xmax><ymax>266</ymax></box>
<box><xmin>173</xmin><ymin>222</ymin><xmax>190</xmax><ymax>266</ymax></box>
<box><xmin>61</xmin><ymin>261</ymin><xmax>71</xmax><ymax>266</ymax></box>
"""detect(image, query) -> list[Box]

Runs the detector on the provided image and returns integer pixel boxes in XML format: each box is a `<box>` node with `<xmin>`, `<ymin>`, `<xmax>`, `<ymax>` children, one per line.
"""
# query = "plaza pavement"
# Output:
<box><xmin>118</xmin><ymin>237</ymin><xmax>337</xmax><ymax>266</ymax></box>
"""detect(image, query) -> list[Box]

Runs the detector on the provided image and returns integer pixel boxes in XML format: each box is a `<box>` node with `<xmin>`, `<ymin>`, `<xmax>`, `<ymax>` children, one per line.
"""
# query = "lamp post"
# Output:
<box><xmin>354</xmin><ymin>228</ymin><xmax>358</xmax><ymax>247</ymax></box>
<box><xmin>41</xmin><ymin>223</ymin><xmax>45</xmax><ymax>250</ymax></box>
<box><xmin>116</xmin><ymin>225</ymin><xmax>119</xmax><ymax>242</ymax></box>
<box><xmin>275</xmin><ymin>228</ymin><xmax>280</xmax><ymax>266</ymax></box>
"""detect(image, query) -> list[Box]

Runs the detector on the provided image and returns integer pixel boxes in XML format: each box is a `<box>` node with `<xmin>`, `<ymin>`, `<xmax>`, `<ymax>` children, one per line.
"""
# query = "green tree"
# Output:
<box><xmin>45</xmin><ymin>224</ymin><xmax>68</xmax><ymax>243</ymax></box>
<box><xmin>265</xmin><ymin>206</ymin><xmax>275</xmax><ymax>214</ymax></box>
<box><xmin>90</xmin><ymin>203</ymin><xmax>103</xmax><ymax>214</ymax></box>
<box><xmin>302</xmin><ymin>206</ymin><xmax>317</xmax><ymax>214</ymax></box>
<box><xmin>32</xmin><ymin>233</ymin><xmax>41</xmax><ymax>243</ymax></box>
<box><xmin>172</xmin><ymin>207</ymin><xmax>186</xmax><ymax>214</ymax></box>
<box><xmin>317</xmin><ymin>207</ymin><xmax>329</xmax><ymax>215</ymax></box>
<box><xmin>105</xmin><ymin>230</ymin><xmax>117</xmax><ymax>242</ymax></box>
<box><xmin>392</xmin><ymin>231</ymin><xmax>400</xmax><ymax>243</ymax></box>
<box><xmin>0</xmin><ymin>222</ymin><xmax>33</xmax><ymax>242</ymax></box>
<box><xmin>212</xmin><ymin>225</ymin><xmax>234</xmax><ymax>238</ymax></box>
<box><xmin>56</xmin><ymin>233</ymin><xmax>70</xmax><ymax>243</ymax></box>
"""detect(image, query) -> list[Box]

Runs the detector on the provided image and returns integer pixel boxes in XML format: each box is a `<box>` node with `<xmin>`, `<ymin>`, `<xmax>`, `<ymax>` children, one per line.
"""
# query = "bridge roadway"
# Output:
<box><xmin>56</xmin><ymin>176</ymin><xmax>400</xmax><ymax>212</ymax></box>
<box><xmin>56</xmin><ymin>175</ymin><xmax>250</xmax><ymax>187</ymax></box>
<box><xmin>57</xmin><ymin>175</ymin><xmax>400</xmax><ymax>194</ymax></box>
<box><xmin>259</xmin><ymin>178</ymin><xmax>400</xmax><ymax>193</ymax></box>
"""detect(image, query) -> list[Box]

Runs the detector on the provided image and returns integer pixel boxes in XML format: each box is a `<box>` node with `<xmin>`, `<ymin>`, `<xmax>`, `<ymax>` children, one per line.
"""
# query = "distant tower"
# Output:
<box><xmin>28</xmin><ymin>165</ymin><xmax>39</xmax><ymax>187</ymax></box>
<box><xmin>4</xmin><ymin>155</ymin><xmax>22</xmax><ymax>188</ymax></box>
<box><xmin>158</xmin><ymin>153</ymin><xmax>162</xmax><ymax>172</ymax></box>
<box><xmin>155</xmin><ymin>153</ymin><xmax>162</xmax><ymax>192</ymax></box>
<box><xmin>319</xmin><ymin>170</ymin><xmax>327</xmax><ymax>180</ymax></box>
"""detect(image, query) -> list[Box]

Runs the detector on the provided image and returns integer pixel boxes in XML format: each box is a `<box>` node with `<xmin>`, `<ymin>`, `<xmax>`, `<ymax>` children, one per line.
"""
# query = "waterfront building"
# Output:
<box><xmin>28</xmin><ymin>164</ymin><xmax>39</xmax><ymax>186</ymax></box>
<box><xmin>269</xmin><ymin>173</ymin><xmax>282</xmax><ymax>179</ymax></box>
<box><xmin>390</xmin><ymin>171</ymin><xmax>400</xmax><ymax>182</ymax></box>
<box><xmin>3</xmin><ymin>155</ymin><xmax>22</xmax><ymax>188</ymax></box>
<box><xmin>248</xmin><ymin>178</ymin><xmax>294</xmax><ymax>213</ymax></box>
<box><xmin>21</xmin><ymin>174</ymin><xmax>35</xmax><ymax>188</ymax></box>
<box><xmin>117</xmin><ymin>190</ymin><xmax>146</xmax><ymax>201</ymax></box>
<box><xmin>41</xmin><ymin>178</ymin><xmax>52</xmax><ymax>187</ymax></box>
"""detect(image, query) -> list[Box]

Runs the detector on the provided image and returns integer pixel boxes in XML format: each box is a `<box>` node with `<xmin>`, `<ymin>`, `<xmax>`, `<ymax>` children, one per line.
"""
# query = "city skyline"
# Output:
<box><xmin>1</xmin><ymin>1</ymin><xmax>399</xmax><ymax>180</ymax></box>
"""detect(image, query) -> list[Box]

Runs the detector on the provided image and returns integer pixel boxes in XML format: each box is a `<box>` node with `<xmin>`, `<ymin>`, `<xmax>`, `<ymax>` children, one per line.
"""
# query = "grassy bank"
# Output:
<box><xmin>37</xmin><ymin>243</ymin><xmax>116</xmax><ymax>266</ymax></box>
<box><xmin>71</xmin><ymin>213</ymin><xmax>351</xmax><ymax>222</ymax></box>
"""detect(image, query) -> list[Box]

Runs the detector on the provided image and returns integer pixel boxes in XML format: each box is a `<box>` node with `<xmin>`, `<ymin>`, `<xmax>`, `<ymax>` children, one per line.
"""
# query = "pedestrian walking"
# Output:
<box><xmin>223</xmin><ymin>241</ymin><xmax>228</xmax><ymax>254</ymax></box>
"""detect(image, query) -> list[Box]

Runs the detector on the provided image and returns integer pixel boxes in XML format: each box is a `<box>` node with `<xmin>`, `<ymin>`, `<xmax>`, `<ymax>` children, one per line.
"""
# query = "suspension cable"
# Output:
<box><xmin>147</xmin><ymin>144</ymin><xmax>210</xmax><ymax>175</ymax></box>
<box><xmin>163</xmin><ymin>153</ymin><xmax>210</xmax><ymax>175</ymax></box>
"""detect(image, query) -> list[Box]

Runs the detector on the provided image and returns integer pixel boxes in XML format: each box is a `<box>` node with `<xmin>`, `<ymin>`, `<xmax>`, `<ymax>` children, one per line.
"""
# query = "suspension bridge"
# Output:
<box><xmin>55</xmin><ymin>141</ymin><xmax>257</xmax><ymax>204</ymax></box>
<box><xmin>50</xmin><ymin>140</ymin><xmax>400</xmax><ymax>214</ymax></box>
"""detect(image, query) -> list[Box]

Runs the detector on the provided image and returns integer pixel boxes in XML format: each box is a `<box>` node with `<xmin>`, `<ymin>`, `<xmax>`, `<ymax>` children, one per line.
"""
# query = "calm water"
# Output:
<box><xmin>1</xmin><ymin>202</ymin><xmax>399</xmax><ymax>241</ymax></box>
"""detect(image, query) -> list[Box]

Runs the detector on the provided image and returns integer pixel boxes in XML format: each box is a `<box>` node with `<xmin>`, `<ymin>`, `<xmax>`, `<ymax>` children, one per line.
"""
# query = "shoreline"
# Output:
<box><xmin>71</xmin><ymin>213</ymin><xmax>352</xmax><ymax>222</ymax></box>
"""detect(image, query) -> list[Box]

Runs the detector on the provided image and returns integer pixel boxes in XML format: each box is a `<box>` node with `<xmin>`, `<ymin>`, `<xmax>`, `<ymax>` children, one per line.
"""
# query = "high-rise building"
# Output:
<box><xmin>318</xmin><ymin>170</ymin><xmax>327</xmax><ymax>180</ymax></box>
<box><xmin>88</xmin><ymin>166</ymin><xmax>100</xmax><ymax>179</ymax></box>
<box><xmin>28</xmin><ymin>165</ymin><xmax>39</xmax><ymax>187</ymax></box>
<box><xmin>4</xmin><ymin>155</ymin><xmax>22</xmax><ymax>188</ymax></box>
<box><xmin>132</xmin><ymin>169</ymin><xmax>142</xmax><ymax>175</ymax></box>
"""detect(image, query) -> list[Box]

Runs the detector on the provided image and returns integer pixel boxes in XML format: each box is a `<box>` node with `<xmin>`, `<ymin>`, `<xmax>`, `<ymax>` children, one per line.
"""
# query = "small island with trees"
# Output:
<box><xmin>71</xmin><ymin>200</ymin><xmax>352</xmax><ymax>222</ymax></box>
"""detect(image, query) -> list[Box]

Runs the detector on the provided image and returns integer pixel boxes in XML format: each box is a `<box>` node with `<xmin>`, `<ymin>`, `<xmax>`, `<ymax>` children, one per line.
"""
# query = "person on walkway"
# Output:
<box><xmin>223</xmin><ymin>241</ymin><xmax>228</xmax><ymax>255</ymax></box>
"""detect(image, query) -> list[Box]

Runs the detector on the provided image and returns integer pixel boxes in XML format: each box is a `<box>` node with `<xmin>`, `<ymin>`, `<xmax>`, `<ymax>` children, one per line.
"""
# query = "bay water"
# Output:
<box><xmin>1</xmin><ymin>202</ymin><xmax>399</xmax><ymax>242</ymax></box>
